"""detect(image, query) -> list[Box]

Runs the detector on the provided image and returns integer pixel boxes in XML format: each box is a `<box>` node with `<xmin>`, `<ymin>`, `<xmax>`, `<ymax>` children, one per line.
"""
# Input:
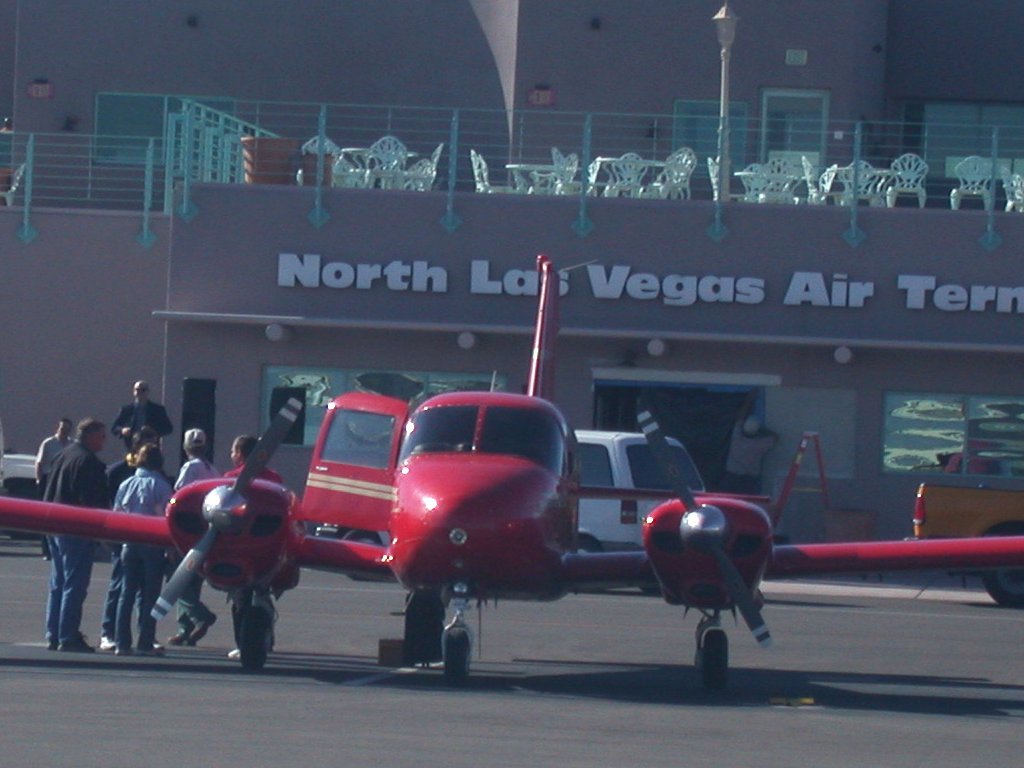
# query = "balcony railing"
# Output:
<box><xmin>2</xmin><ymin>97</ymin><xmax>1023</xmax><ymax>247</ymax></box>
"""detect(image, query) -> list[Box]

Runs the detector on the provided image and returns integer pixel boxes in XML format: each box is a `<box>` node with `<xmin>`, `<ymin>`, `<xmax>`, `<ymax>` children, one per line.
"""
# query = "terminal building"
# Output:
<box><xmin>1</xmin><ymin>0</ymin><xmax>1023</xmax><ymax>541</ymax></box>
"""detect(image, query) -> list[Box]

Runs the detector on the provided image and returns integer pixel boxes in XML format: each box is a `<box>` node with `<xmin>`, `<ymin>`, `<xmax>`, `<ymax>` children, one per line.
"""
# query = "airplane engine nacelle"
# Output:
<box><xmin>642</xmin><ymin>495</ymin><xmax>773</xmax><ymax>608</ymax></box>
<box><xmin>167</xmin><ymin>478</ymin><xmax>303</xmax><ymax>594</ymax></box>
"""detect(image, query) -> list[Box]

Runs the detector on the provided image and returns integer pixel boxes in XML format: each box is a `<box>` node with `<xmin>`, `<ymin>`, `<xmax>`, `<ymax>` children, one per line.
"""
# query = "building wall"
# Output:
<box><xmin>10</xmin><ymin>0</ymin><xmax>509</xmax><ymax>133</ymax></box>
<box><xmin>886</xmin><ymin>0</ymin><xmax>1024</xmax><ymax>103</ymax></box>
<box><xmin>0</xmin><ymin>209</ymin><xmax>170</xmax><ymax>463</ymax></box>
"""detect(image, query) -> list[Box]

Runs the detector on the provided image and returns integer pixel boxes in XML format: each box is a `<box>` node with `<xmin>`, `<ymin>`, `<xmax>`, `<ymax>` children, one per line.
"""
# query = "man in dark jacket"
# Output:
<box><xmin>43</xmin><ymin>418</ymin><xmax>109</xmax><ymax>652</ymax></box>
<box><xmin>111</xmin><ymin>380</ymin><xmax>173</xmax><ymax>450</ymax></box>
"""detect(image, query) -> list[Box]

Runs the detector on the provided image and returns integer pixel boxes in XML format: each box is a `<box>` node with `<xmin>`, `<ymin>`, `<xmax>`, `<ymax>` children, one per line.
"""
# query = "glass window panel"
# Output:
<box><xmin>263</xmin><ymin>365</ymin><xmax>507</xmax><ymax>447</ymax></box>
<box><xmin>321</xmin><ymin>409</ymin><xmax>395</xmax><ymax>468</ymax></box>
<box><xmin>672</xmin><ymin>100</ymin><xmax>748</xmax><ymax>165</ymax></box>
<box><xmin>626</xmin><ymin>443</ymin><xmax>705</xmax><ymax>492</ymax></box>
<box><xmin>883</xmin><ymin>392</ymin><xmax>1024</xmax><ymax>477</ymax></box>
<box><xmin>479</xmin><ymin>406</ymin><xmax>563</xmax><ymax>473</ymax></box>
<box><xmin>577</xmin><ymin>442</ymin><xmax>614</xmax><ymax>487</ymax></box>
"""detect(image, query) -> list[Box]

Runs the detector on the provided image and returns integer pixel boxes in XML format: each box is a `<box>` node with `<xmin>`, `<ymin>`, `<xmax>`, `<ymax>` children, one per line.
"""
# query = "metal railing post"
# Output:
<box><xmin>572</xmin><ymin>113</ymin><xmax>594</xmax><ymax>237</ymax></box>
<box><xmin>177</xmin><ymin>106</ymin><xmax>198</xmax><ymax>221</ymax></box>
<box><xmin>17</xmin><ymin>133</ymin><xmax>37</xmax><ymax>243</ymax></box>
<box><xmin>308</xmin><ymin>104</ymin><xmax>329</xmax><ymax>228</ymax></box>
<box><xmin>842</xmin><ymin>122</ymin><xmax>866</xmax><ymax>247</ymax></box>
<box><xmin>980</xmin><ymin>125</ymin><xmax>1002</xmax><ymax>251</ymax></box>
<box><xmin>440</xmin><ymin>108</ymin><xmax>462</xmax><ymax>232</ymax></box>
<box><xmin>137</xmin><ymin>139</ymin><xmax>157</xmax><ymax>248</ymax></box>
<box><xmin>707</xmin><ymin>113</ymin><xmax>728</xmax><ymax>241</ymax></box>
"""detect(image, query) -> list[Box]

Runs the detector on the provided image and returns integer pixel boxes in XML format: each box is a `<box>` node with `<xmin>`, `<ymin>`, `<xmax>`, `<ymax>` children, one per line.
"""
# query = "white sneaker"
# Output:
<box><xmin>227</xmin><ymin>648</ymin><xmax>241</xmax><ymax>660</ymax></box>
<box><xmin>98</xmin><ymin>636</ymin><xmax>116</xmax><ymax>651</ymax></box>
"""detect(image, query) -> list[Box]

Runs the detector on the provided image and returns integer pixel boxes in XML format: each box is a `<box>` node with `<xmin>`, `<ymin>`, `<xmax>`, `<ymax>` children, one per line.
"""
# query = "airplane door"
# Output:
<box><xmin>301</xmin><ymin>392</ymin><xmax>408</xmax><ymax>533</ymax></box>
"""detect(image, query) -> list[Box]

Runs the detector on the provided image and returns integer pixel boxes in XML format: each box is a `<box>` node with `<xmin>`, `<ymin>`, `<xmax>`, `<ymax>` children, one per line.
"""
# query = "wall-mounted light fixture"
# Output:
<box><xmin>457</xmin><ymin>331</ymin><xmax>477</xmax><ymax>350</ymax></box>
<box><xmin>265</xmin><ymin>323</ymin><xmax>292</xmax><ymax>342</ymax></box>
<box><xmin>833</xmin><ymin>345</ymin><xmax>853</xmax><ymax>364</ymax></box>
<box><xmin>646</xmin><ymin>338</ymin><xmax>667</xmax><ymax>357</ymax></box>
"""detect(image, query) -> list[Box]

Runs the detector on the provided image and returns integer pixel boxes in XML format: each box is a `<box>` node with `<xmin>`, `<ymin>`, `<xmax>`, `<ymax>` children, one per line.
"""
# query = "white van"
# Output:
<box><xmin>574</xmin><ymin>430</ymin><xmax>704</xmax><ymax>552</ymax></box>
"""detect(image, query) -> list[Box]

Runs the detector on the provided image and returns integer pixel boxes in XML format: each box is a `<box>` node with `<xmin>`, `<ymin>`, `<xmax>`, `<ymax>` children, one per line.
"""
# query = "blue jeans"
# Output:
<box><xmin>46</xmin><ymin>535</ymin><xmax>95</xmax><ymax>644</ymax></box>
<box><xmin>116</xmin><ymin>544</ymin><xmax>165</xmax><ymax>651</ymax></box>
<box><xmin>100</xmin><ymin>545</ymin><xmax>124</xmax><ymax>639</ymax></box>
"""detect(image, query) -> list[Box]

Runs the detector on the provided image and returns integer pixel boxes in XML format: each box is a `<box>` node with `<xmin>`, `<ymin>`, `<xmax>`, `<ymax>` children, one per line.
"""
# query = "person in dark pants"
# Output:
<box><xmin>42</xmin><ymin>418</ymin><xmax>109</xmax><ymax>652</ymax></box>
<box><xmin>35</xmin><ymin>417</ymin><xmax>73</xmax><ymax>560</ymax></box>
<box><xmin>111</xmin><ymin>380</ymin><xmax>173</xmax><ymax>451</ymax></box>
<box><xmin>98</xmin><ymin>427</ymin><xmax>159</xmax><ymax>651</ymax></box>
<box><xmin>112</xmin><ymin>443</ymin><xmax>173</xmax><ymax>655</ymax></box>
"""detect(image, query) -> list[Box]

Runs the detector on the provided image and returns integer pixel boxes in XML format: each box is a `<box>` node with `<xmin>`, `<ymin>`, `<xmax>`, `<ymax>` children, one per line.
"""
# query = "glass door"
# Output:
<box><xmin>759</xmin><ymin>89</ymin><xmax>829</xmax><ymax>169</ymax></box>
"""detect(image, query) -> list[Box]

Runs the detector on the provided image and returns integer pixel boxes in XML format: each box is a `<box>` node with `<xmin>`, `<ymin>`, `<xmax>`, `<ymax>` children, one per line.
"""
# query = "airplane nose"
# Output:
<box><xmin>391</xmin><ymin>454</ymin><xmax>562</xmax><ymax>593</ymax></box>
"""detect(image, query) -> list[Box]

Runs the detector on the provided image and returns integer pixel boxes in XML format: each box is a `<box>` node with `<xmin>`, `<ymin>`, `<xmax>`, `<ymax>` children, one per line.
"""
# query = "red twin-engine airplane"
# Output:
<box><xmin>5</xmin><ymin>255</ymin><xmax>1024</xmax><ymax>689</ymax></box>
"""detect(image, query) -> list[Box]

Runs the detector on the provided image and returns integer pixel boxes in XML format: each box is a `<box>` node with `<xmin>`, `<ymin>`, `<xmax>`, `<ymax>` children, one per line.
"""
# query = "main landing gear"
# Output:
<box><xmin>695</xmin><ymin>613</ymin><xmax>728</xmax><ymax>691</ymax></box>
<box><xmin>402</xmin><ymin>583</ymin><xmax>474</xmax><ymax>685</ymax></box>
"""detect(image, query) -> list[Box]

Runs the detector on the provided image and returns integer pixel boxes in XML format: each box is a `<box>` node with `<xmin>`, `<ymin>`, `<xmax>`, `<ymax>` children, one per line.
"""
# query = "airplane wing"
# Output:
<box><xmin>768</xmin><ymin>535</ymin><xmax>1024</xmax><ymax>578</ymax></box>
<box><xmin>292</xmin><ymin>534</ymin><xmax>395</xmax><ymax>581</ymax></box>
<box><xmin>559</xmin><ymin>550</ymin><xmax>657</xmax><ymax>591</ymax></box>
<box><xmin>0</xmin><ymin>495</ymin><xmax>171</xmax><ymax>546</ymax></box>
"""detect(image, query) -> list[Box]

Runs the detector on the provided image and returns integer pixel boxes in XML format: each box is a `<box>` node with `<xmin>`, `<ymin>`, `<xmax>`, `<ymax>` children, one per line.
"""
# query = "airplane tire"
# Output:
<box><xmin>699</xmin><ymin>628</ymin><xmax>728</xmax><ymax>691</ymax></box>
<box><xmin>443</xmin><ymin>627</ymin><xmax>470</xmax><ymax>685</ymax></box>
<box><xmin>239</xmin><ymin>605</ymin><xmax>273</xmax><ymax>671</ymax></box>
<box><xmin>982</xmin><ymin>569</ymin><xmax>1024</xmax><ymax>608</ymax></box>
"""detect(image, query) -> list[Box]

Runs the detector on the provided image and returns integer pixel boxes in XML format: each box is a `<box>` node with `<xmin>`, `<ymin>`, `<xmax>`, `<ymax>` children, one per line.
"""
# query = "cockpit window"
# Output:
<box><xmin>399</xmin><ymin>404</ymin><xmax>564</xmax><ymax>473</ymax></box>
<box><xmin>479</xmin><ymin>407</ymin><xmax>563</xmax><ymax>474</ymax></box>
<box><xmin>399</xmin><ymin>405</ymin><xmax>478</xmax><ymax>460</ymax></box>
<box><xmin>321</xmin><ymin>409</ymin><xmax>396</xmax><ymax>469</ymax></box>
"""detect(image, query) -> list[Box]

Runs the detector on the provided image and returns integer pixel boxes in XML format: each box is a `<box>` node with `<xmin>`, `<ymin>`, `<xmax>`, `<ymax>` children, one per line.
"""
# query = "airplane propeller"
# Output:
<box><xmin>636</xmin><ymin>396</ymin><xmax>772</xmax><ymax>648</ymax></box>
<box><xmin>151</xmin><ymin>396</ymin><xmax>304</xmax><ymax>622</ymax></box>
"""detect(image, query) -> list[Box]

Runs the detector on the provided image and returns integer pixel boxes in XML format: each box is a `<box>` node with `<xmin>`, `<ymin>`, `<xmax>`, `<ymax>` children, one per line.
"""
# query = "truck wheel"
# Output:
<box><xmin>982</xmin><ymin>569</ymin><xmax>1024</xmax><ymax>608</ymax></box>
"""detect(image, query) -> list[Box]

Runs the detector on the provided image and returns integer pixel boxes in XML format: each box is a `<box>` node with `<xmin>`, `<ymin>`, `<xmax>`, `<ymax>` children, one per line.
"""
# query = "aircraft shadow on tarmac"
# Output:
<box><xmin>6</xmin><ymin>645</ymin><xmax>1021</xmax><ymax>717</ymax></box>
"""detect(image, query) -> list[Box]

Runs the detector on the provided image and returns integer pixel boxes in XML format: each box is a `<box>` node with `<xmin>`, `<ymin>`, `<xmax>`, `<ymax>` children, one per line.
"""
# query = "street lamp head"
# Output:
<box><xmin>713</xmin><ymin>3</ymin><xmax>738</xmax><ymax>48</ymax></box>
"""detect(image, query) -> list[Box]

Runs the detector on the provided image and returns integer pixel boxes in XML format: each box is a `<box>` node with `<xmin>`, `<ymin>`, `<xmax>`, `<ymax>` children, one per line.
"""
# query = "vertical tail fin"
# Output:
<box><xmin>526</xmin><ymin>254</ymin><xmax>559</xmax><ymax>400</ymax></box>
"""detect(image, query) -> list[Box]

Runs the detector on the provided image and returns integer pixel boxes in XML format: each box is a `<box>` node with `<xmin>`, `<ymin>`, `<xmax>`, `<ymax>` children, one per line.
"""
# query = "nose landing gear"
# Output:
<box><xmin>233</xmin><ymin>588</ymin><xmax>276</xmax><ymax>671</ymax></box>
<box><xmin>442</xmin><ymin>594</ymin><xmax>472</xmax><ymax>685</ymax></box>
<box><xmin>695</xmin><ymin>613</ymin><xmax>728</xmax><ymax>691</ymax></box>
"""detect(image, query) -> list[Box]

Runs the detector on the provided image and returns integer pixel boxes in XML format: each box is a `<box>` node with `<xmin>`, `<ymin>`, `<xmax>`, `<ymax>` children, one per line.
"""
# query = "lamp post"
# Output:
<box><xmin>713</xmin><ymin>2</ymin><xmax>738</xmax><ymax>204</ymax></box>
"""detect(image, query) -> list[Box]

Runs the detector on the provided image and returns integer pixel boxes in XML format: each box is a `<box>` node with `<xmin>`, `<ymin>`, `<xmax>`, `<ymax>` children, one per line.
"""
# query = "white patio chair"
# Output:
<box><xmin>801</xmin><ymin>156</ymin><xmax>826</xmax><ymax>205</ymax></box>
<box><xmin>1</xmin><ymin>163</ymin><xmax>25</xmax><ymax>206</ymax></box>
<box><xmin>754</xmin><ymin>157</ymin><xmax>801</xmax><ymax>204</ymax></box>
<box><xmin>707</xmin><ymin>156</ymin><xmax>721</xmax><ymax>201</ymax></box>
<box><xmin>834</xmin><ymin>160</ymin><xmax>887</xmax><ymax>207</ymax></box>
<box><xmin>557</xmin><ymin>158</ymin><xmax>601</xmax><ymax>196</ymax></box>
<box><xmin>529</xmin><ymin>147</ymin><xmax>579</xmax><ymax>194</ymax></box>
<box><xmin>331</xmin><ymin>154</ymin><xmax>368</xmax><ymax>188</ymax></box>
<box><xmin>469</xmin><ymin>149</ymin><xmax>516</xmax><ymax>194</ymax></box>
<box><xmin>602</xmin><ymin>152</ymin><xmax>649</xmax><ymax>198</ymax></box>
<box><xmin>365</xmin><ymin>135</ymin><xmax>410</xmax><ymax>189</ymax></box>
<box><xmin>1002</xmin><ymin>170</ymin><xmax>1024</xmax><ymax>212</ymax></box>
<box><xmin>644</xmin><ymin>147</ymin><xmax>697</xmax><ymax>200</ymax></box>
<box><xmin>885</xmin><ymin>153</ymin><xmax>928</xmax><ymax>208</ymax></box>
<box><xmin>403</xmin><ymin>143</ymin><xmax>444</xmax><ymax>191</ymax></box>
<box><xmin>736</xmin><ymin>163</ymin><xmax>769</xmax><ymax>202</ymax></box>
<box><xmin>950</xmin><ymin>155</ymin><xmax>995</xmax><ymax>210</ymax></box>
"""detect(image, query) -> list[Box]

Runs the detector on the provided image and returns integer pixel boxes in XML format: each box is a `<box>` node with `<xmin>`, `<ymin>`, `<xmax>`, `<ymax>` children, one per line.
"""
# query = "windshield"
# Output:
<box><xmin>400</xmin><ymin>404</ymin><xmax>564</xmax><ymax>473</ymax></box>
